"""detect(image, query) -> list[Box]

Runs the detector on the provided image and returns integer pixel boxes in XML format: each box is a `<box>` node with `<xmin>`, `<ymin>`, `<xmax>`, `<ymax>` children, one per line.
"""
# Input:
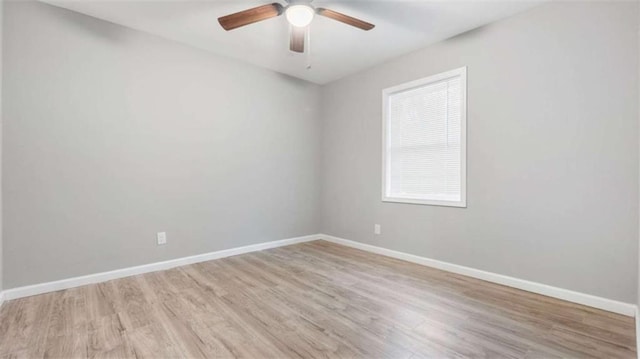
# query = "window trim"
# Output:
<box><xmin>381</xmin><ymin>66</ymin><xmax>467</xmax><ymax>208</ymax></box>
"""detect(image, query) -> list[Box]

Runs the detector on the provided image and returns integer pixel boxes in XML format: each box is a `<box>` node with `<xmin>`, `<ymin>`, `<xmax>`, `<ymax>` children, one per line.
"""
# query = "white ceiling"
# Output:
<box><xmin>42</xmin><ymin>0</ymin><xmax>544</xmax><ymax>84</ymax></box>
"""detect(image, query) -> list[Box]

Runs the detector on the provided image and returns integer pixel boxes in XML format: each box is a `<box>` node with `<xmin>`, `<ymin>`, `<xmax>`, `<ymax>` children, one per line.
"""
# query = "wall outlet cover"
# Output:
<box><xmin>157</xmin><ymin>232</ymin><xmax>167</xmax><ymax>245</ymax></box>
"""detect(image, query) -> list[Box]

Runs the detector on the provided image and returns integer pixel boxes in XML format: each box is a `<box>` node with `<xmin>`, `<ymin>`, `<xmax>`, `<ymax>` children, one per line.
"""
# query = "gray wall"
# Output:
<box><xmin>0</xmin><ymin>0</ymin><xmax>3</xmax><ymax>293</ymax></box>
<box><xmin>3</xmin><ymin>1</ymin><xmax>321</xmax><ymax>289</ymax></box>
<box><xmin>320</xmin><ymin>1</ymin><xmax>639</xmax><ymax>303</ymax></box>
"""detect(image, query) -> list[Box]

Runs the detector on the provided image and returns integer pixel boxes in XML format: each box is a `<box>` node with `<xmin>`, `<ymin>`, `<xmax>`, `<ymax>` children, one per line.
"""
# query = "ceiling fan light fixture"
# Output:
<box><xmin>285</xmin><ymin>5</ymin><xmax>315</xmax><ymax>27</ymax></box>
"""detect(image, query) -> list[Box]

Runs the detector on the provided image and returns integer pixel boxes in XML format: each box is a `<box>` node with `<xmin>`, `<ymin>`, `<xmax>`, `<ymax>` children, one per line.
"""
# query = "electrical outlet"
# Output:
<box><xmin>157</xmin><ymin>232</ymin><xmax>167</xmax><ymax>245</ymax></box>
<box><xmin>374</xmin><ymin>224</ymin><xmax>381</xmax><ymax>235</ymax></box>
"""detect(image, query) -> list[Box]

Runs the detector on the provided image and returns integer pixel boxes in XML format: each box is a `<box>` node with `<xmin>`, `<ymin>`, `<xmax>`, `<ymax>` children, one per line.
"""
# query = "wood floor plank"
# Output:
<box><xmin>86</xmin><ymin>313</ymin><xmax>133</xmax><ymax>358</ymax></box>
<box><xmin>8</xmin><ymin>292</ymin><xmax>59</xmax><ymax>358</ymax></box>
<box><xmin>0</xmin><ymin>240</ymin><xmax>635</xmax><ymax>358</ymax></box>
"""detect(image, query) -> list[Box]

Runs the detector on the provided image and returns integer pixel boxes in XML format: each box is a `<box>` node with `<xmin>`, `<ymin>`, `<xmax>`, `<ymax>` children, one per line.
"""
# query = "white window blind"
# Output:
<box><xmin>382</xmin><ymin>67</ymin><xmax>466</xmax><ymax>207</ymax></box>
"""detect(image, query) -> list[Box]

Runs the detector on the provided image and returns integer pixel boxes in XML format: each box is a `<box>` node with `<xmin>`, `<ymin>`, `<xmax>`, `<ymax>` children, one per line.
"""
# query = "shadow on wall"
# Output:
<box><xmin>40</xmin><ymin>3</ymin><xmax>131</xmax><ymax>43</ymax></box>
<box><xmin>442</xmin><ymin>24</ymin><xmax>490</xmax><ymax>43</ymax></box>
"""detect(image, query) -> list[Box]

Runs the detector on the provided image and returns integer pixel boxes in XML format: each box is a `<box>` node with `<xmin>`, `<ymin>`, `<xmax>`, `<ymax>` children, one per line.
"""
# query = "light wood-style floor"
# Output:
<box><xmin>0</xmin><ymin>240</ymin><xmax>636</xmax><ymax>358</ymax></box>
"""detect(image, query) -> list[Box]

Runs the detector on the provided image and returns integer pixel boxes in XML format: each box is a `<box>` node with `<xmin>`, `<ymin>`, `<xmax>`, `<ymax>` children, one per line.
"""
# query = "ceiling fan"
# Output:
<box><xmin>218</xmin><ymin>1</ymin><xmax>375</xmax><ymax>53</ymax></box>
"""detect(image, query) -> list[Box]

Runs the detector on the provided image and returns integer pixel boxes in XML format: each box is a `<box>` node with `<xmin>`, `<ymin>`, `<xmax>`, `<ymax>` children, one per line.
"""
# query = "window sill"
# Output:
<box><xmin>382</xmin><ymin>196</ymin><xmax>467</xmax><ymax>208</ymax></box>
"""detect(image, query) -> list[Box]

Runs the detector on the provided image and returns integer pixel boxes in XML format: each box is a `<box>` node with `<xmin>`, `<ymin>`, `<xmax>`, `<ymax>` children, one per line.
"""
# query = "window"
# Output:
<box><xmin>382</xmin><ymin>67</ymin><xmax>467</xmax><ymax>207</ymax></box>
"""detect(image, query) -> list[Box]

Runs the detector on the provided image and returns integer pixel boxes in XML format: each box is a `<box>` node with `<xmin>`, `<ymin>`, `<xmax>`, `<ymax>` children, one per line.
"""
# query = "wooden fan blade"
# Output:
<box><xmin>290</xmin><ymin>26</ymin><xmax>305</xmax><ymax>53</ymax></box>
<box><xmin>316</xmin><ymin>8</ymin><xmax>374</xmax><ymax>31</ymax></box>
<box><xmin>218</xmin><ymin>3</ymin><xmax>284</xmax><ymax>31</ymax></box>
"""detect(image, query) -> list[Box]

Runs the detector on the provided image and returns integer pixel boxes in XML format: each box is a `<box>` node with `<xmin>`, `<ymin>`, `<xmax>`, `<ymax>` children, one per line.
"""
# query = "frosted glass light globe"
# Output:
<box><xmin>286</xmin><ymin>5</ymin><xmax>315</xmax><ymax>27</ymax></box>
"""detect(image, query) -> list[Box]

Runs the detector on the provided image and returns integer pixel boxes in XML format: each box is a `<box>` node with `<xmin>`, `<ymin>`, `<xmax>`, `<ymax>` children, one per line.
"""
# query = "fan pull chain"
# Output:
<box><xmin>306</xmin><ymin>26</ymin><xmax>312</xmax><ymax>70</ymax></box>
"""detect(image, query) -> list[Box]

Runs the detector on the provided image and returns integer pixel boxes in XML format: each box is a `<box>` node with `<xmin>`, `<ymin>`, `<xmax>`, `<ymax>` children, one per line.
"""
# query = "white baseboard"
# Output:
<box><xmin>2</xmin><ymin>233</ymin><xmax>636</xmax><ymax>318</ymax></box>
<box><xmin>321</xmin><ymin>234</ymin><xmax>637</xmax><ymax>317</ymax></box>
<box><xmin>2</xmin><ymin>234</ymin><xmax>321</xmax><ymax>301</ymax></box>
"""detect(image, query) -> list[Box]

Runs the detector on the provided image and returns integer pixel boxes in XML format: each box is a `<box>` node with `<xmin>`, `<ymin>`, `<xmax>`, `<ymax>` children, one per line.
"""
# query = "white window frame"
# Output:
<box><xmin>381</xmin><ymin>67</ymin><xmax>467</xmax><ymax>208</ymax></box>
